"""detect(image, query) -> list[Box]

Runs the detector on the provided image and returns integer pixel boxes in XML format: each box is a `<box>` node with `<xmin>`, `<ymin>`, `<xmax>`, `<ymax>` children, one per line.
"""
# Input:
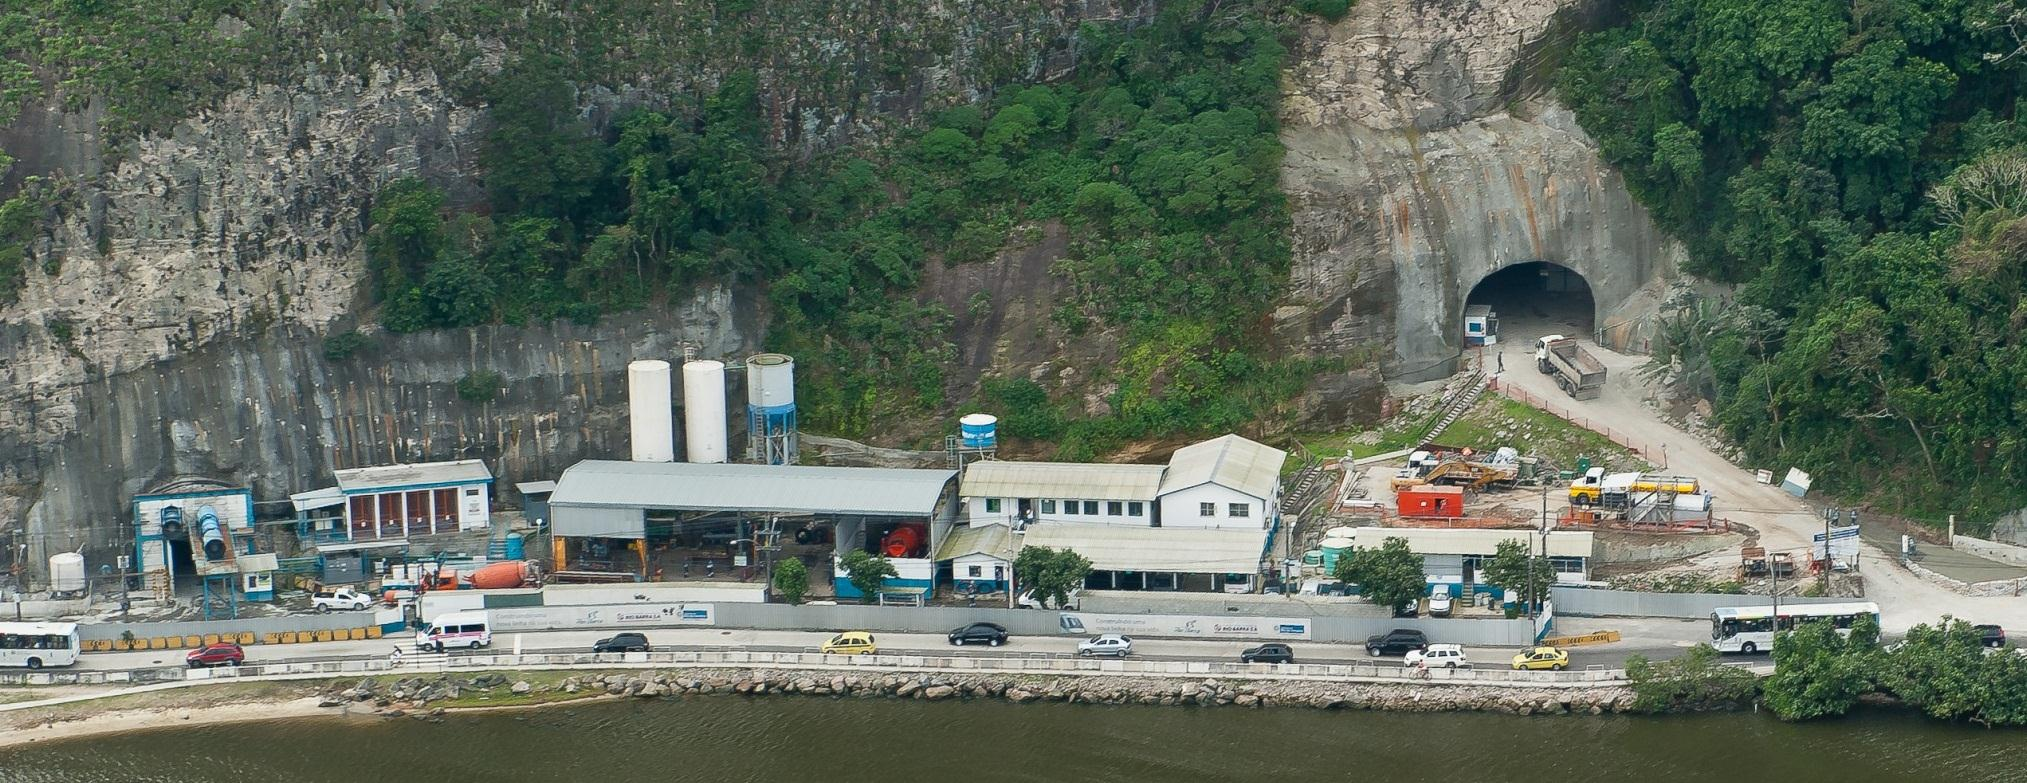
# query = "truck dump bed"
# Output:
<box><xmin>1545</xmin><ymin>339</ymin><xmax>1607</xmax><ymax>399</ymax></box>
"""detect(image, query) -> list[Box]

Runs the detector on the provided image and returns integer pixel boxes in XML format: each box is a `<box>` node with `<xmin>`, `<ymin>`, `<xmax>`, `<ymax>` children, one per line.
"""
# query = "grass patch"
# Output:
<box><xmin>0</xmin><ymin>680</ymin><xmax>334</xmax><ymax>731</ymax></box>
<box><xmin>1439</xmin><ymin>397</ymin><xmax>1649</xmax><ymax>472</ymax></box>
<box><xmin>1292</xmin><ymin>408</ymin><xmax>1444</xmax><ymax>462</ymax></box>
<box><xmin>434</xmin><ymin>671</ymin><xmax>594</xmax><ymax>709</ymax></box>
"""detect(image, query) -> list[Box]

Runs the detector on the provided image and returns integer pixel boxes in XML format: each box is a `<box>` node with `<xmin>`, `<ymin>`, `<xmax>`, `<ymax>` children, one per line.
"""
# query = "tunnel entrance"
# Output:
<box><xmin>1464</xmin><ymin>261</ymin><xmax>1595</xmax><ymax>347</ymax></box>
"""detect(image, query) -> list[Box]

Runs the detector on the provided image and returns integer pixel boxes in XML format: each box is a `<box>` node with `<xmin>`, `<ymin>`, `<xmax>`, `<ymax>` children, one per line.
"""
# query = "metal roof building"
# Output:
<box><xmin>961</xmin><ymin>461</ymin><xmax>1165</xmax><ymax>502</ymax></box>
<box><xmin>334</xmin><ymin>459</ymin><xmax>493</xmax><ymax>493</ymax></box>
<box><xmin>1157</xmin><ymin>434</ymin><xmax>1287</xmax><ymax>501</ymax></box>
<box><xmin>547</xmin><ymin>460</ymin><xmax>959</xmax><ymax>539</ymax></box>
<box><xmin>1021</xmin><ymin>522</ymin><xmax>1265</xmax><ymax>574</ymax></box>
<box><xmin>932</xmin><ymin>523</ymin><xmax>1020</xmax><ymax>563</ymax></box>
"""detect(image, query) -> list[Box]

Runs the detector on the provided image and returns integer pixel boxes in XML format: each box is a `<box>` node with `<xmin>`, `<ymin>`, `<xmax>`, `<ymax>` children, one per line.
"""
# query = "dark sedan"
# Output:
<box><xmin>1240</xmin><ymin>643</ymin><xmax>1295</xmax><ymax>664</ymax></box>
<box><xmin>947</xmin><ymin>622</ymin><xmax>1010</xmax><ymax>646</ymax></box>
<box><xmin>592</xmin><ymin>632</ymin><xmax>651</xmax><ymax>653</ymax></box>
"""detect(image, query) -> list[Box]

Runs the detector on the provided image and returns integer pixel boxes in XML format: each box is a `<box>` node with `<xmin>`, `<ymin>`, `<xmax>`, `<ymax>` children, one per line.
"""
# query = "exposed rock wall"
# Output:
<box><xmin>1278</xmin><ymin>0</ymin><xmax>1682</xmax><ymax>381</ymax></box>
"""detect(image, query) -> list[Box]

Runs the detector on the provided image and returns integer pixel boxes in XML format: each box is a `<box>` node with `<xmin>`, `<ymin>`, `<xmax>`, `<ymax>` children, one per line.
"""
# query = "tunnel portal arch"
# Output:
<box><xmin>1462</xmin><ymin>260</ymin><xmax>1597</xmax><ymax>349</ymax></box>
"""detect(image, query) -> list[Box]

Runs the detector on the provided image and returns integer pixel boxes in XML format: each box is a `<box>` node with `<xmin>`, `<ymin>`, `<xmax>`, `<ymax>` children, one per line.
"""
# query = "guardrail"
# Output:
<box><xmin>0</xmin><ymin>649</ymin><xmax>1629</xmax><ymax>693</ymax></box>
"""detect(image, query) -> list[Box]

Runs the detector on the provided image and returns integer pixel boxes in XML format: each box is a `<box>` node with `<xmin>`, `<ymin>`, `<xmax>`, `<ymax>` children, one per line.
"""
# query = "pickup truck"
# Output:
<box><xmin>311</xmin><ymin>587</ymin><xmax>373</xmax><ymax>612</ymax></box>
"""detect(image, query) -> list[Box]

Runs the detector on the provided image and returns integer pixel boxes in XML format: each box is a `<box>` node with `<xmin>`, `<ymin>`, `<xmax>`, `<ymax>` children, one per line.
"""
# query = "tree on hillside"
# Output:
<box><xmin>771</xmin><ymin>557</ymin><xmax>809</xmax><ymax>605</ymax></box>
<box><xmin>1478</xmin><ymin>538</ymin><xmax>1553</xmax><ymax>608</ymax></box>
<box><xmin>1334</xmin><ymin>537</ymin><xmax>1424</xmax><ymax>612</ymax></box>
<box><xmin>839</xmin><ymin>550</ymin><xmax>896</xmax><ymax>603</ymax></box>
<box><xmin>1762</xmin><ymin>614</ymin><xmax>1879</xmax><ymax>720</ymax></box>
<box><xmin>1014</xmin><ymin>545</ymin><xmax>1092</xmax><ymax>609</ymax></box>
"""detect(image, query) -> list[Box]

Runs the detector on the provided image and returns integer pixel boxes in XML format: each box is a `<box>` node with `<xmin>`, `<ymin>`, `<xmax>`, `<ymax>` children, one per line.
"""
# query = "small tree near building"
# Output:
<box><xmin>1334</xmin><ymin>537</ymin><xmax>1425</xmax><ymax>612</ymax></box>
<box><xmin>839</xmin><ymin>550</ymin><xmax>896</xmax><ymax>603</ymax></box>
<box><xmin>1479</xmin><ymin>538</ymin><xmax>1554</xmax><ymax>609</ymax></box>
<box><xmin>772</xmin><ymin>557</ymin><xmax>809</xmax><ymax>604</ymax></box>
<box><xmin>1014</xmin><ymin>545</ymin><xmax>1092</xmax><ymax>608</ymax></box>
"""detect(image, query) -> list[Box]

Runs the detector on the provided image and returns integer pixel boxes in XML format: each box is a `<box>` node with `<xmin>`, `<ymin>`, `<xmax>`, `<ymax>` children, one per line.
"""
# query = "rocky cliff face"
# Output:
<box><xmin>0</xmin><ymin>2</ymin><xmax>1146</xmax><ymax>576</ymax></box>
<box><xmin>1277</xmin><ymin>0</ymin><xmax>1682</xmax><ymax>381</ymax></box>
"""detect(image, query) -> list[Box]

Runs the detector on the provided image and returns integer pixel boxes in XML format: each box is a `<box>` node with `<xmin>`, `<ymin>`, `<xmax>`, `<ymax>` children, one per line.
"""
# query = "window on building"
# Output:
<box><xmin>1062</xmin><ymin>500</ymin><xmax>1079</xmax><ymax>515</ymax></box>
<box><xmin>966</xmin><ymin>565</ymin><xmax>982</xmax><ymax>578</ymax></box>
<box><xmin>1107</xmin><ymin>501</ymin><xmax>1124</xmax><ymax>516</ymax></box>
<box><xmin>1128</xmin><ymin>502</ymin><xmax>1144</xmax><ymax>517</ymax></box>
<box><xmin>1083</xmin><ymin>501</ymin><xmax>1100</xmax><ymax>515</ymax></box>
<box><xmin>1040</xmin><ymin>499</ymin><xmax>1056</xmax><ymax>514</ymax></box>
<box><xmin>985</xmin><ymin>498</ymin><xmax>1002</xmax><ymax>513</ymax></box>
<box><xmin>1229</xmin><ymin>503</ymin><xmax>1250</xmax><ymax>518</ymax></box>
<box><xmin>1550</xmin><ymin>557</ymin><xmax>1586</xmax><ymax>574</ymax></box>
<box><xmin>1199</xmin><ymin>502</ymin><xmax>1216</xmax><ymax>517</ymax></box>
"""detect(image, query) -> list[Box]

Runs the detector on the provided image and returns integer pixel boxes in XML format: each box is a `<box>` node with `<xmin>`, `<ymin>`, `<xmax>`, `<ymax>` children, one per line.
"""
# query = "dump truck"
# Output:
<box><xmin>1535</xmin><ymin>335</ymin><xmax>1606</xmax><ymax>400</ymax></box>
<box><xmin>1568</xmin><ymin>468</ymin><xmax>1701</xmax><ymax>508</ymax></box>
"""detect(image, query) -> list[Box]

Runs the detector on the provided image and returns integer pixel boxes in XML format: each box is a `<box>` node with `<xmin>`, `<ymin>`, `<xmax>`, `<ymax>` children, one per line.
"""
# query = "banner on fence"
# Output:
<box><xmin>1056</xmin><ymin>612</ymin><xmax>1310</xmax><ymax>640</ymax></box>
<box><xmin>489</xmin><ymin>603</ymin><xmax>715</xmax><ymax>631</ymax></box>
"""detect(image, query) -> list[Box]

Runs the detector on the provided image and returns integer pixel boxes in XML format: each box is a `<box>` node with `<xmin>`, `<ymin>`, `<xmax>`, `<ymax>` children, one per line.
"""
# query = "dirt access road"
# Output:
<box><xmin>1489</xmin><ymin>331</ymin><xmax>2027</xmax><ymax>634</ymax></box>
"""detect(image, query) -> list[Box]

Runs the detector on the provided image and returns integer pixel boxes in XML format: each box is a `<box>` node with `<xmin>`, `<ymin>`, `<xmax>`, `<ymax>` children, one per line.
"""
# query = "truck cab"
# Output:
<box><xmin>1568</xmin><ymin>467</ymin><xmax>1608</xmax><ymax>505</ymax></box>
<box><xmin>1534</xmin><ymin>335</ymin><xmax>1566</xmax><ymax>372</ymax></box>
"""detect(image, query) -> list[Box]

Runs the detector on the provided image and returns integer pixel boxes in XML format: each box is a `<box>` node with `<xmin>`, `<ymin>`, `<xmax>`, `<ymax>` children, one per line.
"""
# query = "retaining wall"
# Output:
<box><xmin>1550</xmin><ymin>586</ymin><xmax>1850</xmax><ymax>619</ymax></box>
<box><xmin>1952</xmin><ymin>535</ymin><xmax>2027</xmax><ymax>568</ymax></box>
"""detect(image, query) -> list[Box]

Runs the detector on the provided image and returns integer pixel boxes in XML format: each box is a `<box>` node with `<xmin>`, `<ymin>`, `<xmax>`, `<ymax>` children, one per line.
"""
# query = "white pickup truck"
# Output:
<box><xmin>311</xmin><ymin>587</ymin><xmax>373</xmax><ymax>612</ymax></box>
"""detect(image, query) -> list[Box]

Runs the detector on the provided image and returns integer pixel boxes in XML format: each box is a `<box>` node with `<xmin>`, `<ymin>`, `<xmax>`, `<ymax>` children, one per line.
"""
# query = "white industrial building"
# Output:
<box><xmin>1343</xmin><ymin>526</ymin><xmax>1596</xmax><ymax>596</ymax></box>
<box><xmin>946</xmin><ymin>433</ymin><xmax>1287</xmax><ymax>593</ymax></box>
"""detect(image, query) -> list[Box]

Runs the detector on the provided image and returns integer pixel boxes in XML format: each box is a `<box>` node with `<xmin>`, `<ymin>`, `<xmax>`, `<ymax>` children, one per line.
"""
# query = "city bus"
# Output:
<box><xmin>0</xmin><ymin>621</ymin><xmax>81</xmax><ymax>669</ymax></box>
<box><xmin>1710</xmin><ymin>602</ymin><xmax>1879</xmax><ymax>654</ymax></box>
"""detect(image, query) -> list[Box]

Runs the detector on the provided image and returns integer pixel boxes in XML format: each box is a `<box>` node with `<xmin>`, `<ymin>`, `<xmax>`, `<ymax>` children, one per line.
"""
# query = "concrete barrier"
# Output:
<box><xmin>1952</xmin><ymin>535</ymin><xmax>2027</xmax><ymax>568</ymax></box>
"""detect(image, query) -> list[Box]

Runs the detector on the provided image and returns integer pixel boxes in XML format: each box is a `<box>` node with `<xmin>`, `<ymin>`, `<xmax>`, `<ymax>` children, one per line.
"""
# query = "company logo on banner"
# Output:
<box><xmin>1058</xmin><ymin>612</ymin><xmax>1311</xmax><ymax>640</ymax></box>
<box><xmin>489</xmin><ymin>603</ymin><xmax>716</xmax><ymax>632</ymax></box>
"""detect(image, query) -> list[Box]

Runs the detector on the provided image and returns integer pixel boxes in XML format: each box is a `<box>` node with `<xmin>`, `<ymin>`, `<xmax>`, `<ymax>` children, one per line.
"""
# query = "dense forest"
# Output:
<box><xmin>1559</xmin><ymin>0</ymin><xmax>2026</xmax><ymax>523</ymax></box>
<box><xmin>357</xmin><ymin>2</ymin><xmax>1332</xmax><ymax>455</ymax></box>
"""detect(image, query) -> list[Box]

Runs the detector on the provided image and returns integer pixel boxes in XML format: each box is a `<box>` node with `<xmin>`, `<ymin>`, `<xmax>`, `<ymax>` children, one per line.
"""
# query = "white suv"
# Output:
<box><xmin>1404</xmin><ymin>643</ymin><xmax>1470</xmax><ymax>669</ymax></box>
<box><xmin>1427</xmin><ymin>593</ymin><xmax>1454</xmax><ymax>617</ymax></box>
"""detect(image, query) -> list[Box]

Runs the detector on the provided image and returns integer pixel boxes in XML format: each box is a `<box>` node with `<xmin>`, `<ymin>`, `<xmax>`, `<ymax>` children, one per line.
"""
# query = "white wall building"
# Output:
<box><xmin>1153</xmin><ymin>435</ymin><xmax>1285</xmax><ymax>530</ymax></box>
<box><xmin>960</xmin><ymin>461</ymin><xmax>1164</xmax><ymax>528</ymax></box>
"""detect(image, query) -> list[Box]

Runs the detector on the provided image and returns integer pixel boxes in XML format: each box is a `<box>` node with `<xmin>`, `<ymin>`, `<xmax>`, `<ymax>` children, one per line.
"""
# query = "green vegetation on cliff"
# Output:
<box><xmin>360</xmin><ymin>2</ymin><xmax>1309</xmax><ymax>449</ymax></box>
<box><xmin>1560</xmin><ymin>1</ymin><xmax>2026</xmax><ymax>521</ymax></box>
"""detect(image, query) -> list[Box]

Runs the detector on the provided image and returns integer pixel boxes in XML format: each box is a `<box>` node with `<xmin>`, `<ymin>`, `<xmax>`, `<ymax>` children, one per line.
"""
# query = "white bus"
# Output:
<box><xmin>1710</xmin><ymin>602</ymin><xmax>1879</xmax><ymax>654</ymax></box>
<box><xmin>0</xmin><ymin>622</ymin><xmax>81</xmax><ymax>669</ymax></box>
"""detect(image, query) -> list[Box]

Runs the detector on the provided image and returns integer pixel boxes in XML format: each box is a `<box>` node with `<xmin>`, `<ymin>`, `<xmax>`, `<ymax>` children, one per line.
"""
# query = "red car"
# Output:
<box><xmin>186</xmin><ymin>642</ymin><xmax>245</xmax><ymax>668</ymax></box>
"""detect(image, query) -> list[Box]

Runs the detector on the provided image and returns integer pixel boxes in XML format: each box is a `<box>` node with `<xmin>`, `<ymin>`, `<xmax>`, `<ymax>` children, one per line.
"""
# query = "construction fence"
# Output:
<box><xmin>1550</xmin><ymin>586</ymin><xmax>1851</xmax><ymax>620</ymax></box>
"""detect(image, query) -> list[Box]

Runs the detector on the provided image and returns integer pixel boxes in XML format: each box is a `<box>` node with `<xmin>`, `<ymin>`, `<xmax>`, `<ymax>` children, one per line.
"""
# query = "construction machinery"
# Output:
<box><xmin>1536</xmin><ymin>335</ymin><xmax>1606</xmax><ymax>400</ymax></box>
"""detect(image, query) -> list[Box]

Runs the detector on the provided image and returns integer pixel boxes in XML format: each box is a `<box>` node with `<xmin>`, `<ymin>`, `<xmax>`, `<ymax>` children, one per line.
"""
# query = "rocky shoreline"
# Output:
<box><xmin>331</xmin><ymin>669</ymin><xmax>1641</xmax><ymax>718</ymax></box>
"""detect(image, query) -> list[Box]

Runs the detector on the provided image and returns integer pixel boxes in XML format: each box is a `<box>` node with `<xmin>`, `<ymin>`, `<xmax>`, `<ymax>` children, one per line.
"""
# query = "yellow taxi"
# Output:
<box><xmin>821</xmin><ymin>631</ymin><xmax>878</xmax><ymax>655</ymax></box>
<box><xmin>1511</xmin><ymin>646</ymin><xmax>1569</xmax><ymax>671</ymax></box>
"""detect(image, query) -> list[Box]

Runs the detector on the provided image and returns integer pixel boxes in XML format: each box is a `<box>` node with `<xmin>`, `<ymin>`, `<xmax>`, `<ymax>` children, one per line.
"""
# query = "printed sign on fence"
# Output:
<box><xmin>1056</xmin><ymin>612</ymin><xmax>1311</xmax><ymax>640</ymax></box>
<box><xmin>489</xmin><ymin>603</ymin><xmax>715</xmax><ymax>632</ymax></box>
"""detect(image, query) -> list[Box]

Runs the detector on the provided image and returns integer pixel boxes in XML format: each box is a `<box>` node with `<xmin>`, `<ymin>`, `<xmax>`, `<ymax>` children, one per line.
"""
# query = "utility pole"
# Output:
<box><xmin>1821</xmin><ymin>508</ymin><xmax>1833</xmax><ymax>593</ymax></box>
<box><xmin>1769</xmin><ymin>547</ymin><xmax>1780</xmax><ymax>655</ymax></box>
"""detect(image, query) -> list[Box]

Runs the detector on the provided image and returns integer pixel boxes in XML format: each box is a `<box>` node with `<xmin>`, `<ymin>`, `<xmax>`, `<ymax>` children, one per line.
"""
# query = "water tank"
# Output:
<box><xmin>48</xmin><ymin>552</ymin><xmax>86</xmax><ymax>594</ymax></box>
<box><xmin>628</xmin><ymin>360</ymin><xmax>676</xmax><ymax>462</ymax></box>
<box><xmin>197</xmin><ymin>506</ymin><xmax>226</xmax><ymax>560</ymax></box>
<box><xmin>1319</xmin><ymin>537</ymin><xmax>1354</xmax><ymax>574</ymax></box>
<box><xmin>681</xmin><ymin>360</ymin><xmax>728</xmax><ymax>463</ymax></box>
<box><xmin>1324</xmin><ymin>526</ymin><xmax>1357</xmax><ymax>540</ymax></box>
<box><xmin>746</xmin><ymin>353</ymin><xmax>796</xmax><ymax>410</ymax></box>
<box><xmin>959</xmin><ymin>413</ymin><xmax>998</xmax><ymax>449</ymax></box>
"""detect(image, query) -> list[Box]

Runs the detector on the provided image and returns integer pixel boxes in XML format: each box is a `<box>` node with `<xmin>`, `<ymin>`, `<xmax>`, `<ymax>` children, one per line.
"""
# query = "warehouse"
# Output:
<box><xmin>960</xmin><ymin>461</ymin><xmax>1165</xmax><ymax>528</ymax></box>
<box><xmin>1021</xmin><ymin>522</ymin><xmax>1268</xmax><ymax>593</ymax></box>
<box><xmin>1344</xmin><ymin>527</ymin><xmax>1596</xmax><ymax>596</ymax></box>
<box><xmin>293</xmin><ymin>459</ymin><xmax>495</xmax><ymax>541</ymax></box>
<box><xmin>545</xmin><ymin>460</ymin><xmax>959</xmax><ymax>595</ymax></box>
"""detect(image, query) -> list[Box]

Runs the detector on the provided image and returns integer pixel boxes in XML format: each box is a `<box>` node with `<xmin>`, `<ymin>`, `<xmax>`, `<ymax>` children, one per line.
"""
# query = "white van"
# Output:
<box><xmin>415</xmin><ymin>610</ymin><xmax>492</xmax><ymax>651</ymax></box>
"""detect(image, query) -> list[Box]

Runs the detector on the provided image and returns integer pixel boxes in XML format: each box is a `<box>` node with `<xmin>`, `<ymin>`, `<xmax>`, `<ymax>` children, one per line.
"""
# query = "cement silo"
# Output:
<box><xmin>745</xmin><ymin>353</ymin><xmax>798</xmax><ymax>465</ymax></box>
<box><xmin>628</xmin><ymin>360</ymin><xmax>676</xmax><ymax>462</ymax></box>
<box><xmin>682</xmin><ymin>359</ymin><xmax>728</xmax><ymax>463</ymax></box>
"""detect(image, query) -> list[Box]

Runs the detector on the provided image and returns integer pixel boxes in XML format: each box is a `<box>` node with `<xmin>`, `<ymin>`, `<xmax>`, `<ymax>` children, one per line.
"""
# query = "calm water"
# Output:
<box><xmin>4</xmin><ymin>698</ymin><xmax>2023</xmax><ymax>782</ymax></box>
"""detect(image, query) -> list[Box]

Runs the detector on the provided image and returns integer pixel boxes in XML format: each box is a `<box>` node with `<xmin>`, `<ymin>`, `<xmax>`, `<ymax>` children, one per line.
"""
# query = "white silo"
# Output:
<box><xmin>48</xmin><ymin>552</ymin><xmax>86</xmax><ymax>597</ymax></box>
<box><xmin>682</xmin><ymin>359</ymin><xmax>728</xmax><ymax>463</ymax></box>
<box><xmin>627</xmin><ymin>360</ymin><xmax>676</xmax><ymax>462</ymax></box>
<box><xmin>745</xmin><ymin>353</ymin><xmax>798</xmax><ymax>465</ymax></box>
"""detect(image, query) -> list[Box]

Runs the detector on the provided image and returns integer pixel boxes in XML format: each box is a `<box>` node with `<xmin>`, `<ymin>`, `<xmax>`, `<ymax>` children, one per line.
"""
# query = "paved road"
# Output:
<box><xmin>76</xmin><ymin>627</ymin><xmax>1685</xmax><ymax>673</ymax></box>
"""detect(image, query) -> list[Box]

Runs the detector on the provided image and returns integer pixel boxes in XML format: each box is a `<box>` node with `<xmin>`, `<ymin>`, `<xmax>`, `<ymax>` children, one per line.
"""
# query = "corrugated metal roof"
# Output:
<box><xmin>961</xmin><ymin>461</ymin><xmax>1165</xmax><ymax>501</ymax></box>
<box><xmin>289</xmin><ymin>487</ymin><xmax>345</xmax><ymax>512</ymax></box>
<box><xmin>933</xmin><ymin>523</ymin><xmax>1020</xmax><ymax>562</ymax></box>
<box><xmin>547</xmin><ymin>460</ymin><xmax>956</xmax><ymax>516</ymax></box>
<box><xmin>1157</xmin><ymin>434</ymin><xmax>1287</xmax><ymax>500</ymax></box>
<box><xmin>315</xmin><ymin>539</ymin><xmax>411</xmax><ymax>553</ymax></box>
<box><xmin>236</xmin><ymin>553</ymin><xmax>279</xmax><ymax>573</ymax></box>
<box><xmin>1346</xmin><ymin>527</ymin><xmax>1594</xmax><ymax>559</ymax></box>
<box><xmin>515</xmin><ymin>481</ymin><xmax>558</xmax><ymax>495</ymax></box>
<box><xmin>1020</xmin><ymin>522</ymin><xmax>1264</xmax><ymax>574</ymax></box>
<box><xmin>334</xmin><ymin>459</ymin><xmax>492</xmax><ymax>493</ymax></box>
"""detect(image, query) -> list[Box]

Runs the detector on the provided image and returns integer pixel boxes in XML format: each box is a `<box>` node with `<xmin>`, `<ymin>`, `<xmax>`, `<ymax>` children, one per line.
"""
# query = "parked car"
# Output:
<box><xmin>1365</xmin><ymin>629</ymin><xmax>1428</xmax><ymax>657</ymax></box>
<box><xmin>821</xmin><ymin>631</ymin><xmax>878</xmax><ymax>655</ymax></box>
<box><xmin>1240</xmin><ymin>643</ymin><xmax>1295</xmax><ymax>664</ymax></box>
<box><xmin>1511</xmin><ymin>646</ymin><xmax>1569</xmax><ymax>671</ymax></box>
<box><xmin>1393</xmin><ymin>601</ymin><xmax>1419</xmax><ymax>618</ymax></box>
<box><xmin>1404</xmin><ymin>643</ymin><xmax>1470</xmax><ymax>669</ymax></box>
<box><xmin>1977</xmin><ymin>624</ymin><xmax>2007</xmax><ymax>649</ymax></box>
<box><xmin>1300</xmin><ymin>580</ymin><xmax>1349</xmax><ymax>596</ymax></box>
<box><xmin>1077</xmin><ymin>634</ymin><xmax>1133</xmax><ymax>657</ymax></box>
<box><xmin>186</xmin><ymin>642</ymin><xmax>245</xmax><ymax>668</ymax></box>
<box><xmin>310</xmin><ymin>587</ymin><xmax>372</xmax><ymax>612</ymax></box>
<box><xmin>592</xmin><ymin>632</ymin><xmax>651</xmax><ymax>653</ymax></box>
<box><xmin>948</xmin><ymin>622</ymin><xmax>1009</xmax><ymax>647</ymax></box>
<box><xmin>1018</xmin><ymin>588</ymin><xmax>1082</xmax><ymax>609</ymax></box>
<box><xmin>1427</xmin><ymin>593</ymin><xmax>1454</xmax><ymax>617</ymax></box>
